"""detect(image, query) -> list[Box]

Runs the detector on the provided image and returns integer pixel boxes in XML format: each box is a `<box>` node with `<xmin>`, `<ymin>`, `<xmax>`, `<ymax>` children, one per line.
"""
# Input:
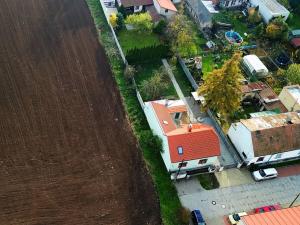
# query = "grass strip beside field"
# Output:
<box><xmin>85</xmin><ymin>1</ymin><xmax>182</xmax><ymax>224</ymax></box>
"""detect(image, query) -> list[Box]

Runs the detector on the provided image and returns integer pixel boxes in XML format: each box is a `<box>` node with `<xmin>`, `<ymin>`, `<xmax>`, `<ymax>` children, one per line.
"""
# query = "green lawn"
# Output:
<box><xmin>172</xmin><ymin>62</ymin><xmax>194</xmax><ymax>96</ymax></box>
<box><xmin>213</xmin><ymin>10</ymin><xmax>249</xmax><ymax>35</ymax></box>
<box><xmin>202</xmin><ymin>53</ymin><xmax>231</xmax><ymax>80</ymax></box>
<box><xmin>118</xmin><ymin>30</ymin><xmax>160</xmax><ymax>53</ymax></box>
<box><xmin>287</xmin><ymin>12</ymin><xmax>300</xmax><ymax>29</ymax></box>
<box><xmin>135</xmin><ymin>60</ymin><xmax>178</xmax><ymax>101</ymax></box>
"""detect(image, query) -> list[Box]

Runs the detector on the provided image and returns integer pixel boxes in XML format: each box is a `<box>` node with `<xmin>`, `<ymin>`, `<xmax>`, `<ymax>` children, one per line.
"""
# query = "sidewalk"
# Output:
<box><xmin>215</xmin><ymin>168</ymin><xmax>254</xmax><ymax>188</ymax></box>
<box><xmin>277</xmin><ymin>164</ymin><xmax>300</xmax><ymax>177</ymax></box>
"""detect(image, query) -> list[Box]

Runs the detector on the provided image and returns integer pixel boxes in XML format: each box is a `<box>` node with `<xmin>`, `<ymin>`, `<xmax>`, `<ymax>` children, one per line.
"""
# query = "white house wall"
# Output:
<box><xmin>134</xmin><ymin>5</ymin><xmax>143</xmax><ymax>13</ymax></box>
<box><xmin>228</xmin><ymin>123</ymin><xmax>255</xmax><ymax>162</ymax></box>
<box><xmin>250</xmin><ymin>0</ymin><xmax>289</xmax><ymax>23</ymax></box>
<box><xmin>221</xmin><ymin>0</ymin><xmax>246</xmax><ymax>8</ymax></box>
<box><xmin>143</xmin><ymin>102</ymin><xmax>172</xmax><ymax>171</ymax></box>
<box><xmin>153</xmin><ymin>0</ymin><xmax>176</xmax><ymax>18</ymax></box>
<box><xmin>169</xmin><ymin>156</ymin><xmax>219</xmax><ymax>173</ymax></box>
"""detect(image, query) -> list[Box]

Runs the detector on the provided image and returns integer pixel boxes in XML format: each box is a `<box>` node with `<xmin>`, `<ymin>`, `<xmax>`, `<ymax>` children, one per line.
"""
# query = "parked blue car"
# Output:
<box><xmin>191</xmin><ymin>209</ymin><xmax>206</xmax><ymax>225</ymax></box>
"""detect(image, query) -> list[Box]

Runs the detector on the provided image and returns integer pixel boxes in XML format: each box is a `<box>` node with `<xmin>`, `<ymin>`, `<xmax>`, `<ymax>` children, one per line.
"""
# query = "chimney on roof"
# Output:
<box><xmin>286</xmin><ymin>115</ymin><xmax>293</xmax><ymax>125</ymax></box>
<box><xmin>165</xmin><ymin>99</ymin><xmax>169</xmax><ymax>107</ymax></box>
<box><xmin>188</xmin><ymin>123</ymin><xmax>192</xmax><ymax>132</ymax></box>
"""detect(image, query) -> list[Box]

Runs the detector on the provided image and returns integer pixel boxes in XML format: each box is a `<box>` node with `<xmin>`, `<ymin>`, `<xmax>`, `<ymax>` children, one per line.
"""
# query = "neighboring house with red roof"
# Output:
<box><xmin>153</xmin><ymin>0</ymin><xmax>178</xmax><ymax>18</ymax></box>
<box><xmin>241</xmin><ymin>82</ymin><xmax>287</xmax><ymax>113</ymax></box>
<box><xmin>228</xmin><ymin>112</ymin><xmax>300</xmax><ymax>166</ymax></box>
<box><xmin>238</xmin><ymin>205</ymin><xmax>300</xmax><ymax>225</ymax></box>
<box><xmin>143</xmin><ymin>99</ymin><xmax>221</xmax><ymax>179</ymax></box>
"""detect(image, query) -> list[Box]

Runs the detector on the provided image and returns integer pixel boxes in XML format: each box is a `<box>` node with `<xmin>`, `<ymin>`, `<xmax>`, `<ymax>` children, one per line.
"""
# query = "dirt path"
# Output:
<box><xmin>0</xmin><ymin>0</ymin><xmax>161</xmax><ymax>224</ymax></box>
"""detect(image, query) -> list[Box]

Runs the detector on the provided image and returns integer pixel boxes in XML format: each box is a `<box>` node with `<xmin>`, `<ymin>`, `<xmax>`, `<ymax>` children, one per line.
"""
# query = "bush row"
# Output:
<box><xmin>126</xmin><ymin>44</ymin><xmax>171</xmax><ymax>64</ymax></box>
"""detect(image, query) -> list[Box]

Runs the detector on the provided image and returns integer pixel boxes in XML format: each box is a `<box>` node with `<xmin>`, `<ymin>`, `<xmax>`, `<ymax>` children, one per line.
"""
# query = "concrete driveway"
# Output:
<box><xmin>177</xmin><ymin>174</ymin><xmax>300</xmax><ymax>225</ymax></box>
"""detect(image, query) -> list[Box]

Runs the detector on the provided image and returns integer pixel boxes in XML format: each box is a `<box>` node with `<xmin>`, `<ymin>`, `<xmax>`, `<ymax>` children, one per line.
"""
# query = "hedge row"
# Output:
<box><xmin>126</xmin><ymin>44</ymin><xmax>171</xmax><ymax>64</ymax></box>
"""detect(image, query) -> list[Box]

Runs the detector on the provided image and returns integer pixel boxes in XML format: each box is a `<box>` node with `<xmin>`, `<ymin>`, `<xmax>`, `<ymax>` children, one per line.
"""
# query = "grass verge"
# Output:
<box><xmin>85</xmin><ymin>1</ymin><xmax>182</xmax><ymax>224</ymax></box>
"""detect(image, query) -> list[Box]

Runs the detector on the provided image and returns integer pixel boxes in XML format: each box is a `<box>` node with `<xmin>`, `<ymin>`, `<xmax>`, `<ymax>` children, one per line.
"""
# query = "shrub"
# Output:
<box><xmin>117</xmin><ymin>5</ymin><xmax>127</xmax><ymax>18</ymax></box>
<box><xmin>116</xmin><ymin>12</ymin><xmax>125</xmax><ymax>31</ymax></box>
<box><xmin>178</xmin><ymin>207</ymin><xmax>191</xmax><ymax>225</ymax></box>
<box><xmin>139</xmin><ymin>130</ymin><xmax>163</xmax><ymax>154</ymax></box>
<box><xmin>248</xmin><ymin>7</ymin><xmax>262</xmax><ymax>24</ymax></box>
<box><xmin>140</xmin><ymin>71</ymin><xmax>168</xmax><ymax>100</ymax></box>
<box><xmin>255</xmin><ymin>22</ymin><xmax>265</xmax><ymax>37</ymax></box>
<box><xmin>109</xmin><ymin>13</ymin><xmax>117</xmax><ymax>28</ymax></box>
<box><xmin>126</xmin><ymin>44</ymin><xmax>170</xmax><ymax>63</ymax></box>
<box><xmin>153</xmin><ymin>19</ymin><xmax>167</xmax><ymax>34</ymax></box>
<box><xmin>124</xmin><ymin>64</ymin><xmax>136</xmax><ymax>81</ymax></box>
<box><xmin>125</xmin><ymin>12</ymin><xmax>153</xmax><ymax>33</ymax></box>
<box><xmin>266</xmin><ymin>17</ymin><xmax>288</xmax><ymax>40</ymax></box>
<box><xmin>285</xmin><ymin>64</ymin><xmax>300</xmax><ymax>84</ymax></box>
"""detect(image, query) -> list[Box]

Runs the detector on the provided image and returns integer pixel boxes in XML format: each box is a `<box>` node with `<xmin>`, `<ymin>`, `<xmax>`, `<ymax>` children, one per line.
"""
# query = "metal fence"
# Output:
<box><xmin>177</xmin><ymin>56</ymin><xmax>199</xmax><ymax>91</ymax></box>
<box><xmin>98</xmin><ymin>0</ymin><xmax>127</xmax><ymax>65</ymax></box>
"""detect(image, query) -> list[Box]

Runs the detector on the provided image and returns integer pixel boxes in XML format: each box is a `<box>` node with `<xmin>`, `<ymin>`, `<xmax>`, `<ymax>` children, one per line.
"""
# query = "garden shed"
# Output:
<box><xmin>242</xmin><ymin>55</ymin><xmax>269</xmax><ymax>78</ymax></box>
<box><xmin>250</xmin><ymin>0</ymin><xmax>290</xmax><ymax>23</ymax></box>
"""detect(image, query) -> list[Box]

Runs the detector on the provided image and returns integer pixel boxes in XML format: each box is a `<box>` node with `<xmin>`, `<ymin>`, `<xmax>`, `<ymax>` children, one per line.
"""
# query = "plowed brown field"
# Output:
<box><xmin>0</xmin><ymin>0</ymin><xmax>161</xmax><ymax>224</ymax></box>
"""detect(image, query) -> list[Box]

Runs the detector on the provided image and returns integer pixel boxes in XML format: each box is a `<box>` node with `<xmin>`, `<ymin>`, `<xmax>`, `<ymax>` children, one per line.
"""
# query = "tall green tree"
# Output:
<box><xmin>198</xmin><ymin>52</ymin><xmax>243</xmax><ymax>120</ymax></box>
<box><xmin>286</xmin><ymin>64</ymin><xmax>300</xmax><ymax>84</ymax></box>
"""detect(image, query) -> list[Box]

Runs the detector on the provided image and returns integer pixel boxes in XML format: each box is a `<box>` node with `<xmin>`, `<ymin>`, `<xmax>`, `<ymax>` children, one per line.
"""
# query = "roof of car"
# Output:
<box><xmin>264</xmin><ymin>168</ymin><xmax>277</xmax><ymax>175</ymax></box>
<box><xmin>193</xmin><ymin>210</ymin><xmax>205</xmax><ymax>222</ymax></box>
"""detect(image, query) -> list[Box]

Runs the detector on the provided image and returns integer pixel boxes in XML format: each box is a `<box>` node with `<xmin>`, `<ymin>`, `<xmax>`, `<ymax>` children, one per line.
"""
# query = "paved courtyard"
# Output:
<box><xmin>176</xmin><ymin>174</ymin><xmax>300</xmax><ymax>225</ymax></box>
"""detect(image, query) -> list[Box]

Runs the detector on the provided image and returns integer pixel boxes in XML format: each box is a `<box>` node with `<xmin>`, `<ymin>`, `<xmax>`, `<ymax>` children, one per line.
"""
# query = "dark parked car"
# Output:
<box><xmin>191</xmin><ymin>209</ymin><xmax>206</xmax><ymax>225</ymax></box>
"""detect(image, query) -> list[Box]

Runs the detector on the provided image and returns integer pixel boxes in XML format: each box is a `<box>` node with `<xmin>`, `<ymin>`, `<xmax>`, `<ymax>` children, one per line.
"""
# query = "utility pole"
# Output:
<box><xmin>175</xmin><ymin>159</ymin><xmax>185</xmax><ymax>181</ymax></box>
<box><xmin>291</xmin><ymin>97</ymin><xmax>299</xmax><ymax>111</ymax></box>
<box><xmin>289</xmin><ymin>193</ymin><xmax>300</xmax><ymax>208</ymax></box>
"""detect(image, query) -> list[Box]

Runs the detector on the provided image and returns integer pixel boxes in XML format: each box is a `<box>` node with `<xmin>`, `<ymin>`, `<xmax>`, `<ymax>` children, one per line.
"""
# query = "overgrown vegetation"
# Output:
<box><xmin>136</xmin><ymin>63</ymin><xmax>177</xmax><ymax>100</ymax></box>
<box><xmin>285</xmin><ymin>64</ymin><xmax>300</xmax><ymax>84</ymax></box>
<box><xmin>266</xmin><ymin>17</ymin><xmax>289</xmax><ymax>41</ymax></box>
<box><xmin>85</xmin><ymin>0</ymin><xmax>182</xmax><ymax>224</ymax></box>
<box><xmin>167</xmin><ymin>6</ymin><xmax>198</xmax><ymax>57</ymax></box>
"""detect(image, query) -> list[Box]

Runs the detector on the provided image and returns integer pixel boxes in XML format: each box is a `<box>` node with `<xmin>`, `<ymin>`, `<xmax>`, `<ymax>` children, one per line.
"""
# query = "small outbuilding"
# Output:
<box><xmin>250</xmin><ymin>0</ymin><xmax>290</xmax><ymax>23</ymax></box>
<box><xmin>242</xmin><ymin>55</ymin><xmax>269</xmax><ymax>78</ymax></box>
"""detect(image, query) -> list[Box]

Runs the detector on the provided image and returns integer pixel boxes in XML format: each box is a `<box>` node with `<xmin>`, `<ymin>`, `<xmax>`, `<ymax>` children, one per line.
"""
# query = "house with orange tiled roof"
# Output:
<box><xmin>153</xmin><ymin>0</ymin><xmax>178</xmax><ymax>18</ymax></box>
<box><xmin>143</xmin><ymin>99</ymin><xmax>221</xmax><ymax>179</ymax></box>
<box><xmin>228</xmin><ymin>112</ymin><xmax>300</xmax><ymax>166</ymax></box>
<box><xmin>238</xmin><ymin>205</ymin><xmax>300</xmax><ymax>225</ymax></box>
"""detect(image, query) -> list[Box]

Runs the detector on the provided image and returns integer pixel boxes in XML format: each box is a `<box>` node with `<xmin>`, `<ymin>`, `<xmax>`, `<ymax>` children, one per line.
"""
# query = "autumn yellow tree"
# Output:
<box><xmin>198</xmin><ymin>52</ymin><xmax>243</xmax><ymax>121</ymax></box>
<box><xmin>109</xmin><ymin>13</ymin><xmax>117</xmax><ymax>28</ymax></box>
